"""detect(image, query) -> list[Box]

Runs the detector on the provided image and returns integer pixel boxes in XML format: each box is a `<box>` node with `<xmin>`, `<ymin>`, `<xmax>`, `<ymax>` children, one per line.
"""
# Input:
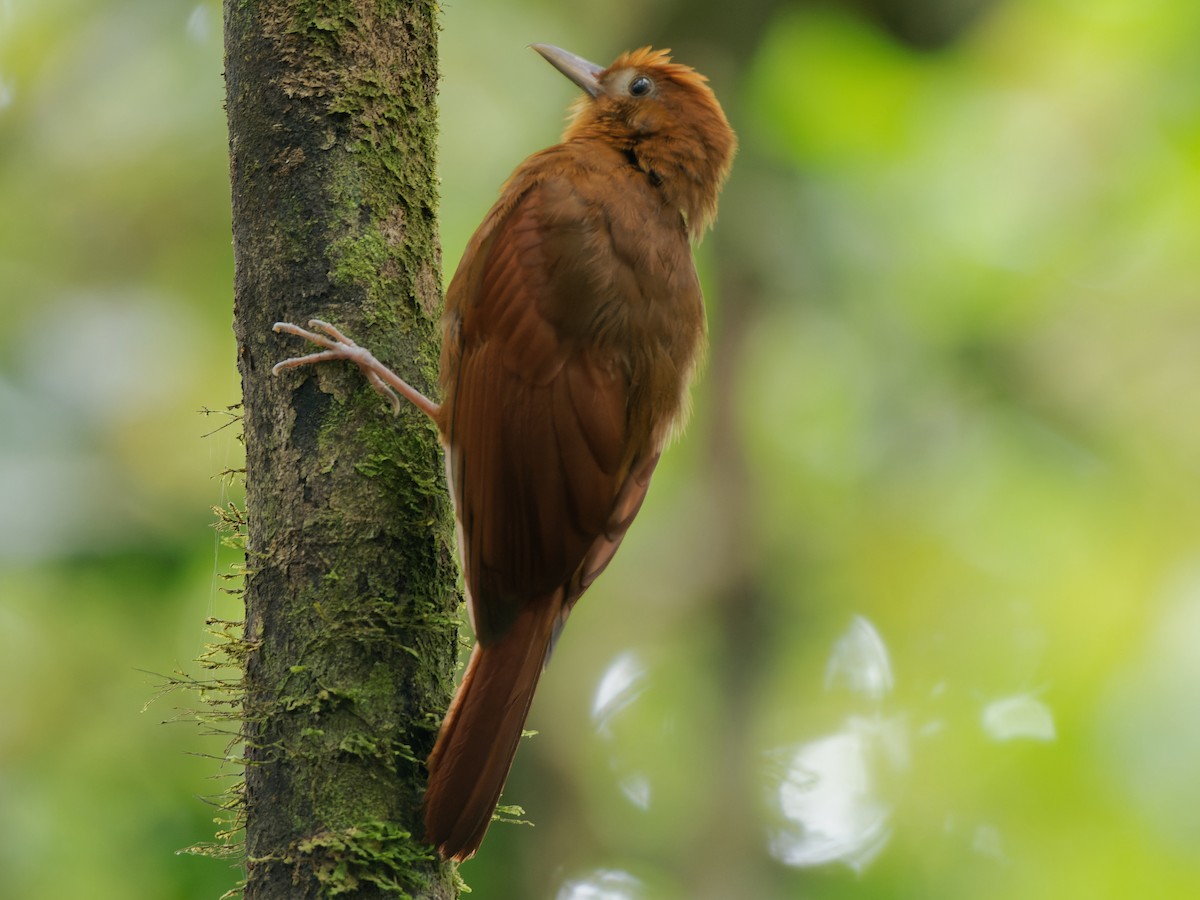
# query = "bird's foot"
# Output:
<box><xmin>272</xmin><ymin>319</ymin><xmax>439</xmax><ymax>420</ymax></box>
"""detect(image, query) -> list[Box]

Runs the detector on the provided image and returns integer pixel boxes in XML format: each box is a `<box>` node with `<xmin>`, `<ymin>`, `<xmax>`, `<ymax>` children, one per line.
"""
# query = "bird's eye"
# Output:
<box><xmin>629</xmin><ymin>75</ymin><xmax>653</xmax><ymax>97</ymax></box>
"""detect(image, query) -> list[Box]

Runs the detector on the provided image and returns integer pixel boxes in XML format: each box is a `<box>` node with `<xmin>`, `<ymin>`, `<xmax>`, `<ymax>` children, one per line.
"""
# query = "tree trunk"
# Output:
<box><xmin>223</xmin><ymin>1</ymin><xmax>459</xmax><ymax>896</ymax></box>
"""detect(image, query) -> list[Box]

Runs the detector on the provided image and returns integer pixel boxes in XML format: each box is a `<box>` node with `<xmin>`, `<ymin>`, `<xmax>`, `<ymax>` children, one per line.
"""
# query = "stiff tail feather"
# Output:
<box><xmin>423</xmin><ymin>597</ymin><xmax>561</xmax><ymax>861</ymax></box>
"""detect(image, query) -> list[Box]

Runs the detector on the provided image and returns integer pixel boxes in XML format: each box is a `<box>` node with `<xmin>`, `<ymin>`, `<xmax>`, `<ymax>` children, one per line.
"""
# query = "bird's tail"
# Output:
<box><xmin>423</xmin><ymin>597</ymin><xmax>560</xmax><ymax>861</ymax></box>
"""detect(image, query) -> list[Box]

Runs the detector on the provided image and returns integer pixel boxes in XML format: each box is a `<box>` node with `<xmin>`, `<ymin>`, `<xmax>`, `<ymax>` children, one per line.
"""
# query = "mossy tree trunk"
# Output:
<box><xmin>223</xmin><ymin>1</ymin><xmax>460</xmax><ymax>897</ymax></box>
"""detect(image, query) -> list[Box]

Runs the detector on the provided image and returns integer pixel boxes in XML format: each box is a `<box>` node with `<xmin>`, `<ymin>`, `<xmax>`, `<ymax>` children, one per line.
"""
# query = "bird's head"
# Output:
<box><xmin>533</xmin><ymin>44</ymin><xmax>736</xmax><ymax>238</ymax></box>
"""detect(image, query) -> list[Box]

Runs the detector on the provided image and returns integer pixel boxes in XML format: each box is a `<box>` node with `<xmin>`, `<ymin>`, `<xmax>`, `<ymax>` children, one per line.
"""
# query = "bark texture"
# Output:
<box><xmin>224</xmin><ymin>1</ymin><xmax>459</xmax><ymax>896</ymax></box>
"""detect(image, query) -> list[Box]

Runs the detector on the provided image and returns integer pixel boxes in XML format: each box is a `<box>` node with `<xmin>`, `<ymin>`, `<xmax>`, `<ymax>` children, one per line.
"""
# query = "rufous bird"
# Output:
<box><xmin>272</xmin><ymin>44</ymin><xmax>735</xmax><ymax>861</ymax></box>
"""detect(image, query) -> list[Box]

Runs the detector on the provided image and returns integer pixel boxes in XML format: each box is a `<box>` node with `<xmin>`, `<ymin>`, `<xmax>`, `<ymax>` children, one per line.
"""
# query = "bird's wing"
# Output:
<box><xmin>442</xmin><ymin>172</ymin><xmax>653</xmax><ymax>645</ymax></box>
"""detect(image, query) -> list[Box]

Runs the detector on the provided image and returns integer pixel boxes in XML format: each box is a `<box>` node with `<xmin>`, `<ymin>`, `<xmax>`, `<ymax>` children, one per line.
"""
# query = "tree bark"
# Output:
<box><xmin>224</xmin><ymin>1</ymin><xmax>459</xmax><ymax>897</ymax></box>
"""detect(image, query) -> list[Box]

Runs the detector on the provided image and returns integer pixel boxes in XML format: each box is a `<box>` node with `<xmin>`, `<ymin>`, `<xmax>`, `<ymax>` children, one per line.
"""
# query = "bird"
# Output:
<box><xmin>272</xmin><ymin>43</ymin><xmax>735</xmax><ymax>861</ymax></box>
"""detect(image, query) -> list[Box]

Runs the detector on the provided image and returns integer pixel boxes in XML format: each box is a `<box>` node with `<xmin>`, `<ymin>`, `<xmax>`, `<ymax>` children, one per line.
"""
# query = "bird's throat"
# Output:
<box><xmin>623</xmin><ymin>146</ymin><xmax>664</xmax><ymax>189</ymax></box>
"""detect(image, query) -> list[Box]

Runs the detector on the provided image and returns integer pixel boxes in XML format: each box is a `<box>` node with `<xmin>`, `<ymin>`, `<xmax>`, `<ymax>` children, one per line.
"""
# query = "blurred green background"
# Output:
<box><xmin>2</xmin><ymin>0</ymin><xmax>1199</xmax><ymax>897</ymax></box>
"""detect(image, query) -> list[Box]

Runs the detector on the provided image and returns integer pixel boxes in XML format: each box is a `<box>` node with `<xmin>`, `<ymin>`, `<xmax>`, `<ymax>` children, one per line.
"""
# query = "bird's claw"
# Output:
<box><xmin>272</xmin><ymin>318</ymin><xmax>402</xmax><ymax>415</ymax></box>
<box><xmin>271</xmin><ymin>319</ymin><xmax>354</xmax><ymax>370</ymax></box>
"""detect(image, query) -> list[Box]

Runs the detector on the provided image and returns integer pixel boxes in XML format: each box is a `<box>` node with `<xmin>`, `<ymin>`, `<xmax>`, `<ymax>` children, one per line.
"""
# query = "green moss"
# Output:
<box><xmin>272</xmin><ymin>0</ymin><xmax>444</xmax><ymax>335</ymax></box>
<box><xmin>282</xmin><ymin>685</ymin><xmax>353</xmax><ymax>715</ymax></box>
<box><xmin>171</xmin><ymin>447</ymin><xmax>252</xmax><ymax>866</ymax></box>
<box><xmin>176</xmin><ymin>617</ymin><xmax>251</xmax><ymax>862</ymax></box>
<box><xmin>329</xmin><ymin>229</ymin><xmax>398</xmax><ymax>310</ymax></box>
<box><xmin>288</xmin><ymin>819</ymin><xmax>432</xmax><ymax>897</ymax></box>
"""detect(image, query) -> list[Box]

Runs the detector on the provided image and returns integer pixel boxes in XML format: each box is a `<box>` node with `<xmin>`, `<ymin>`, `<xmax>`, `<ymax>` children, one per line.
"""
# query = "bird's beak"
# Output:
<box><xmin>530</xmin><ymin>44</ymin><xmax>604</xmax><ymax>98</ymax></box>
